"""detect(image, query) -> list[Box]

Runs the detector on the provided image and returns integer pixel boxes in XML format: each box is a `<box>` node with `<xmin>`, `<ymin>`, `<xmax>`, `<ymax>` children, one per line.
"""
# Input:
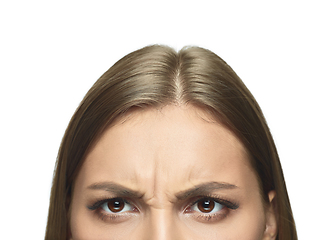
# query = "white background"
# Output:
<box><xmin>1</xmin><ymin>1</ymin><xmax>319</xmax><ymax>239</ymax></box>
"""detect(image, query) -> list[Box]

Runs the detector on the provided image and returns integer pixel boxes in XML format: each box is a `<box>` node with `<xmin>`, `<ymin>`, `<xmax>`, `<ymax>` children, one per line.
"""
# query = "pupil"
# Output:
<box><xmin>114</xmin><ymin>201</ymin><xmax>121</xmax><ymax>208</ymax></box>
<box><xmin>203</xmin><ymin>200</ymin><xmax>210</xmax><ymax>209</ymax></box>
<box><xmin>108</xmin><ymin>199</ymin><xmax>124</xmax><ymax>212</ymax></box>
<box><xmin>198</xmin><ymin>199</ymin><xmax>214</xmax><ymax>213</ymax></box>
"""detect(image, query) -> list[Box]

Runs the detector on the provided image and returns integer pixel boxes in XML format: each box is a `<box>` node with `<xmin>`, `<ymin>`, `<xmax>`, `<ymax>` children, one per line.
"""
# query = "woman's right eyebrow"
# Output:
<box><xmin>86</xmin><ymin>181</ymin><xmax>144</xmax><ymax>198</ymax></box>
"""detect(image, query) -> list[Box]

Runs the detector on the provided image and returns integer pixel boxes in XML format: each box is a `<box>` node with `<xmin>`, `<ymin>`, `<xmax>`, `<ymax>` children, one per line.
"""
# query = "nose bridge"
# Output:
<box><xmin>144</xmin><ymin>208</ymin><xmax>180</xmax><ymax>240</ymax></box>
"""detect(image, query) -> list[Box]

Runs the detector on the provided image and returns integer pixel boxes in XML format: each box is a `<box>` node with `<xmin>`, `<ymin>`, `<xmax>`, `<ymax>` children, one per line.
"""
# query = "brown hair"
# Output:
<box><xmin>45</xmin><ymin>45</ymin><xmax>297</xmax><ymax>239</ymax></box>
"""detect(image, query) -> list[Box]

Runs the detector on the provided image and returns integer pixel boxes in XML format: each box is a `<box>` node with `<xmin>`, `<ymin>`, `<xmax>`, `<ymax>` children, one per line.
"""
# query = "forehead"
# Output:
<box><xmin>76</xmin><ymin>105</ymin><xmax>257</xmax><ymax>197</ymax></box>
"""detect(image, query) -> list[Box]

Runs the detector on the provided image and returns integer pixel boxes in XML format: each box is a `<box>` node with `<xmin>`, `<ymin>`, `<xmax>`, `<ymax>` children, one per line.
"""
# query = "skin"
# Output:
<box><xmin>69</xmin><ymin>105</ymin><xmax>277</xmax><ymax>240</ymax></box>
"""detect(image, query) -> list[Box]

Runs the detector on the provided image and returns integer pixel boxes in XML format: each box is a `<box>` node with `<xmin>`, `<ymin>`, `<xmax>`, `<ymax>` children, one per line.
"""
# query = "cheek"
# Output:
<box><xmin>70</xmin><ymin>211</ymin><xmax>110</xmax><ymax>240</ymax></box>
<box><xmin>69</xmin><ymin>191</ymin><xmax>98</xmax><ymax>240</ymax></box>
<box><xmin>224</xmin><ymin>190</ymin><xmax>267</xmax><ymax>239</ymax></box>
<box><xmin>69</xmin><ymin>204</ymin><xmax>90</xmax><ymax>240</ymax></box>
<box><xmin>182</xmin><ymin>210</ymin><xmax>266</xmax><ymax>240</ymax></box>
<box><xmin>69</xmin><ymin>198</ymin><xmax>139</xmax><ymax>240</ymax></box>
<box><xmin>238</xmin><ymin>193</ymin><xmax>268</xmax><ymax>239</ymax></box>
<box><xmin>230</xmin><ymin>210</ymin><xmax>266</xmax><ymax>239</ymax></box>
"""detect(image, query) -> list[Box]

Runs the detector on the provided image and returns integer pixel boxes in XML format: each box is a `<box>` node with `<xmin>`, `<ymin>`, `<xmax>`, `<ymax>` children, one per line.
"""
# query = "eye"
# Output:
<box><xmin>191</xmin><ymin>198</ymin><xmax>224</xmax><ymax>214</ymax></box>
<box><xmin>101</xmin><ymin>198</ymin><xmax>134</xmax><ymax>214</ymax></box>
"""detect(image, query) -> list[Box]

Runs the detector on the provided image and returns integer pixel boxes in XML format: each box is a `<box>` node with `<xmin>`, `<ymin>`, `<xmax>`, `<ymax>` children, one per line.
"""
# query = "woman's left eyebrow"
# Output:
<box><xmin>86</xmin><ymin>181</ymin><xmax>144</xmax><ymax>198</ymax></box>
<box><xmin>175</xmin><ymin>181</ymin><xmax>239</xmax><ymax>201</ymax></box>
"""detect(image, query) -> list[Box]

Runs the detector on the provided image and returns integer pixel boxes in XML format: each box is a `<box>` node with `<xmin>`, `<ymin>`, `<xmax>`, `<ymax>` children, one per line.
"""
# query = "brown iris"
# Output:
<box><xmin>107</xmin><ymin>199</ymin><xmax>125</xmax><ymax>213</ymax></box>
<box><xmin>198</xmin><ymin>199</ymin><xmax>215</xmax><ymax>213</ymax></box>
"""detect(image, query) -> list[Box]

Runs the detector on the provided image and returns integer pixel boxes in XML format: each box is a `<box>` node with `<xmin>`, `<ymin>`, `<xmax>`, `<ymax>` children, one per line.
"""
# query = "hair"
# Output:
<box><xmin>45</xmin><ymin>45</ymin><xmax>297</xmax><ymax>240</ymax></box>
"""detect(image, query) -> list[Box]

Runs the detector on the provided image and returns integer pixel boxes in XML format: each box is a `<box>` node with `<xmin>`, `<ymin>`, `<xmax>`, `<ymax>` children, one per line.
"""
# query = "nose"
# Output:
<box><xmin>141</xmin><ymin>208</ymin><xmax>182</xmax><ymax>240</ymax></box>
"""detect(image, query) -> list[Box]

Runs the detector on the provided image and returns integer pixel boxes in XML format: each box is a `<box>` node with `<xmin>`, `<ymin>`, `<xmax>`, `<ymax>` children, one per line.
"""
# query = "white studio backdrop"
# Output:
<box><xmin>1</xmin><ymin>1</ymin><xmax>319</xmax><ymax>239</ymax></box>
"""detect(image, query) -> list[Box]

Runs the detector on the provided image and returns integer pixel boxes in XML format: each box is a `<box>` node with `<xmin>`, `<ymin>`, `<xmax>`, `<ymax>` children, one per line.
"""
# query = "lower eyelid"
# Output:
<box><xmin>196</xmin><ymin>212</ymin><xmax>228</xmax><ymax>222</ymax></box>
<box><xmin>190</xmin><ymin>207</ymin><xmax>230</xmax><ymax>222</ymax></box>
<box><xmin>97</xmin><ymin>210</ymin><xmax>136</xmax><ymax>223</ymax></box>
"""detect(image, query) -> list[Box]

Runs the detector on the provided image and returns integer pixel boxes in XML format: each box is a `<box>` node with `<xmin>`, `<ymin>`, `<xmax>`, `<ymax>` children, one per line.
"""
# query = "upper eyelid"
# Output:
<box><xmin>185</xmin><ymin>195</ymin><xmax>239</xmax><ymax>210</ymax></box>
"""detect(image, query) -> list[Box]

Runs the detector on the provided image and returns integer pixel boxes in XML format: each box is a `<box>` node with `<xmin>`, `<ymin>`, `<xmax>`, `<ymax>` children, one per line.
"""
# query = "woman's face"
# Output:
<box><xmin>69</xmin><ymin>105</ymin><xmax>277</xmax><ymax>240</ymax></box>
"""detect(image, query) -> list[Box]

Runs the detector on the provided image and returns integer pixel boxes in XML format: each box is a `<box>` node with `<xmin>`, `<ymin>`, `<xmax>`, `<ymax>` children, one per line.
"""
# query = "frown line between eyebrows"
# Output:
<box><xmin>175</xmin><ymin>182</ymin><xmax>239</xmax><ymax>201</ymax></box>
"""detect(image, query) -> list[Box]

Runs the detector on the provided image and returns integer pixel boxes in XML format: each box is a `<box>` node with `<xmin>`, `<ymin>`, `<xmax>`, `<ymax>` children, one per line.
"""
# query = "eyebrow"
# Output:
<box><xmin>87</xmin><ymin>181</ymin><xmax>238</xmax><ymax>201</ymax></box>
<box><xmin>87</xmin><ymin>181</ymin><xmax>144</xmax><ymax>199</ymax></box>
<box><xmin>175</xmin><ymin>182</ymin><xmax>239</xmax><ymax>201</ymax></box>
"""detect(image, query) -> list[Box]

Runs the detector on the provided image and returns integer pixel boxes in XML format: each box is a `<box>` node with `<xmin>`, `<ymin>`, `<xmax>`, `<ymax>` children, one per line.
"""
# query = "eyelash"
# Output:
<box><xmin>185</xmin><ymin>196</ymin><xmax>239</xmax><ymax>222</ymax></box>
<box><xmin>87</xmin><ymin>197</ymin><xmax>138</xmax><ymax>222</ymax></box>
<box><xmin>87</xmin><ymin>196</ymin><xmax>239</xmax><ymax>223</ymax></box>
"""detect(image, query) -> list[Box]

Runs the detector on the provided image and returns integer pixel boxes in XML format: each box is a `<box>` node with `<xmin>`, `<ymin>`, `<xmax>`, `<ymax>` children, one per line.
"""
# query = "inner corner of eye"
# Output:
<box><xmin>184</xmin><ymin>206</ymin><xmax>193</xmax><ymax>213</ymax></box>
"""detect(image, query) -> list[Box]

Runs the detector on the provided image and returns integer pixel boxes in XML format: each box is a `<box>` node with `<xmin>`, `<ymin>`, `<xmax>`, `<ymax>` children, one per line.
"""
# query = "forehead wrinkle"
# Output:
<box><xmin>111</xmin><ymin>106</ymin><xmax>227</xmax><ymax>201</ymax></box>
<box><xmin>143</xmin><ymin>151</ymin><xmax>173</xmax><ymax>206</ymax></box>
<box><xmin>84</xmin><ymin>104</ymin><xmax>251</xmax><ymax>207</ymax></box>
